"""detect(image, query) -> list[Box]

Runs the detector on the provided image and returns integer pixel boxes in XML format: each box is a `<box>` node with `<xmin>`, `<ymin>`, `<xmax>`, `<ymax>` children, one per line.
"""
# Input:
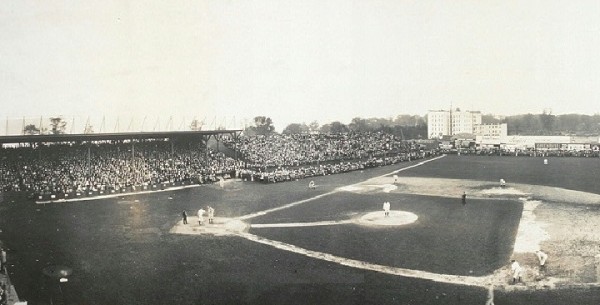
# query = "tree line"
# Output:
<box><xmin>23</xmin><ymin>117</ymin><xmax>70</xmax><ymax>135</ymax></box>
<box><xmin>248</xmin><ymin>115</ymin><xmax>428</xmax><ymax>139</ymax></box>
<box><xmin>252</xmin><ymin>112</ymin><xmax>600</xmax><ymax>139</ymax></box>
<box><xmin>483</xmin><ymin>112</ymin><xmax>600</xmax><ymax>135</ymax></box>
<box><xmin>21</xmin><ymin>112</ymin><xmax>600</xmax><ymax>138</ymax></box>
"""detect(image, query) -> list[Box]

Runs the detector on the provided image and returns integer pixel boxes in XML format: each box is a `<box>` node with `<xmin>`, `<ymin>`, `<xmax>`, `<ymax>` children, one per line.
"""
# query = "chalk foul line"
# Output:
<box><xmin>237</xmin><ymin>191</ymin><xmax>337</xmax><ymax>221</ymax></box>
<box><xmin>386</xmin><ymin>154</ymin><xmax>446</xmax><ymax>176</ymax></box>
<box><xmin>250</xmin><ymin>220</ymin><xmax>353</xmax><ymax>228</ymax></box>
<box><xmin>237</xmin><ymin>155</ymin><xmax>446</xmax><ymax>221</ymax></box>
<box><xmin>236</xmin><ymin>231</ymin><xmax>488</xmax><ymax>287</ymax></box>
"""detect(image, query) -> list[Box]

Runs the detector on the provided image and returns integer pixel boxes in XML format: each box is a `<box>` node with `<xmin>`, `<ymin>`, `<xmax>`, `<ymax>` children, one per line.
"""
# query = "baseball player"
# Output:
<box><xmin>511</xmin><ymin>260</ymin><xmax>522</xmax><ymax>283</ymax></box>
<box><xmin>536</xmin><ymin>250</ymin><xmax>548</xmax><ymax>269</ymax></box>
<box><xmin>207</xmin><ymin>206</ymin><xmax>215</xmax><ymax>224</ymax></box>
<box><xmin>198</xmin><ymin>208</ymin><xmax>205</xmax><ymax>226</ymax></box>
<box><xmin>383</xmin><ymin>201</ymin><xmax>390</xmax><ymax>217</ymax></box>
<box><xmin>182</xmin><ymin>210</ymin><xmax>188</xmax><ymax>225</ymax></box>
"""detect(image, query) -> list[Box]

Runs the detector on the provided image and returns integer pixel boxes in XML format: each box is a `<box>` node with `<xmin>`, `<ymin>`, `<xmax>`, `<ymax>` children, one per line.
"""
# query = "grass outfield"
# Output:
<box><xmin>251</xmin><ymin>193</ymin><xmax>521</xmax><ymax>276</ymax></box>
<box><xmin>401</xmin><ymin>154</ymin><xmax>600</xmax><ymax>195</ymax></box>
<box><xmin>1</xmin><ymin>155</ymin><xmax>600</xmax><ymax>304</ymax></box>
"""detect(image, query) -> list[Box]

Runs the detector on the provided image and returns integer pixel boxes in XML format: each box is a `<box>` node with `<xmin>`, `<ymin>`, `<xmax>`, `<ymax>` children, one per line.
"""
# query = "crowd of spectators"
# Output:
<box><xmin>0</xmin><ymin>132</ymin><xmax>439</xmax><ymax>199</ymax></box>
<box><xmin>227</xmin><ymin>132</ymin><xmax>438</xmax><ymax>183</ymax></box>
<box><xmin>236</xmin><ymin>152</ymin><xmax>434</xmax><ymax>183</ymax></box>
<box><xmin>227</xmin><ymin>132</ymin><xmax>421</xmax><ymax>168</ymax></box>
<box><xmin>0</xmin><ymin>140</ymin><xmax>239</xmax><ymax>199</ymax></box>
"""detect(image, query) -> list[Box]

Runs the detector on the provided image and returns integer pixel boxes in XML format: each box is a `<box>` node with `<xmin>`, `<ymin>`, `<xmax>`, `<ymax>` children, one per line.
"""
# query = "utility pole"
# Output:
<box><xmin>449</xmin><ymin>102</ymin><xmax>453</xmax><ymax>136</ymax></box>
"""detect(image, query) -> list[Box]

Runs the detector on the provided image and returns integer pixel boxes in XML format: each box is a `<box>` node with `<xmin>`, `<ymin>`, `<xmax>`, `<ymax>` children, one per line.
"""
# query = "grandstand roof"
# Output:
<box><xmin>0</xmin><ymin>130</ymin><xmax>242</xmax><ymax>144</ymax></box>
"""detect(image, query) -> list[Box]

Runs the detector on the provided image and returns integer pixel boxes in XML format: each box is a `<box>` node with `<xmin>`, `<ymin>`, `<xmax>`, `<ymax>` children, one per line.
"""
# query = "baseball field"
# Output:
<box><xmin>2</xmin><ymin>154</ymin><xmax>600</xmax><ymax>304</ymax></box>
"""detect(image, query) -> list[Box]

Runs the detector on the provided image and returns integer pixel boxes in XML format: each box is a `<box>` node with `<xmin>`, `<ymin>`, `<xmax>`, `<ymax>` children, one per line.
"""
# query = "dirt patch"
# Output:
<box><xmin>170</xmin><ymin>217</ymin><xmax>249</xmax><ymax>236</ymax></box>
<box><xmin>359</xmin><ymin>175</ymin><xmax>600</xmax><ymax>288</ymax></box>
<box><xmin>355</xmin><ymin>211</ymin><xmax>418</xmax><ymax>226</ymax></box>
<box><xmin>534</xmin><ymin>202</ymin><xmax>600</xmax><ymax>284</ymax></box>
<box><xmin>513</xmin><ymin>199</ymin><xmax>549</xmax><ymax>253</ymax></box>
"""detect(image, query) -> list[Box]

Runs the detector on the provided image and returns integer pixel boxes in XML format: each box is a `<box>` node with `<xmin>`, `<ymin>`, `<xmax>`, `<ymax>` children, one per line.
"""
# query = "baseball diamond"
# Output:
<box><xmin>1</xmin><ymin>154</ymin><xmax>600</xmax><ymax>304</ymax></box>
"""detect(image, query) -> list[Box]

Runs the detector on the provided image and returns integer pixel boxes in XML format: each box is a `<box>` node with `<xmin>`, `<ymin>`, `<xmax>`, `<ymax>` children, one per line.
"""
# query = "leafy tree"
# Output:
<box><xmin>481</xmin><ymin>114</ymin><xmax>503</xmax><ymax>124</ymax></box>
<box><xmin>394</xmin><ymin>115</ymin><xmax>411</xmax><ymax>126</ymax></box>
<box><xmin>308</xmin><ymin>121</ymin><xmax>320</xmax><ymax>134</ymax></box>
<box><xmin>506</xmin><ymin>115</ymin><xmax>522</xmax><ymax>135</ymax></box>
<box><xmin>507</xmin><ymin>114</ymin><xmax>542</xmax><ymax>135</ymax></box>
<box><xmin>244</xmin><ymin>116</ymin><xmax>276</xmax><ymax>136</ymax></box>
<box><xmin>190</xmin><ymin>119</ymin><xmax>203</xmax><ymax>131</ymax></box>
<box><xmin>348</xmin><ymin>117</ymin><xmax>370</xmax><ymax>132</ymax></box>
<box><xmin>556</xmin><ymin>114</ymin><xmax>582</xmax><ymax>134</ymax></box>
<box><xmin>394</xmin><ymin>115</ymin><xmax>426</xmax><ymax>126</ymax></box>
<box><xmin>503</xmin><ymin>112</ymin><xmax>600</xmax><ymax>135</ymax></box>
<box><xmin>376</xmin><ymin>124</ymin><xmax>394</xmax><ymax>134</ymax></box>
<box><xmin>540</xmin><ymin>109</ymin><xmax>555</xmax><ymax>134</ymax></box>
<box><xmin>84</xmin><ymin>124</ymin><xmax>94</xmax><ymax>134</ymax></box>
<box><xmin>49</xmin><ymin>117</ymin><xmax>67</xmax><ymax>134</ymax></box>
<box><xmin>522</xmin><ymin>114</ymin><xmax>543</xmax><ymax>135</ymax></box>
<box><xmin>282</xmin><ymin>123</ymin><xmax>309</xmax><ymax>134</ymax></box>
<box><xmin>23</xmin><ymin>124</ymin><xmax>41</xmax><ymax>135</ymax></box>
<box><xmin>331</xmin><ymin>121</ymin><xmax>349</xmax><ymax>134</ymax></box>
<box><xmin>398</xmin><ymin>125</ymin><xmax>427</xmax><ymax>139</ymax></box>
<box><xmin>365</xmin><ymin>118</ymin><xmax>390</xmax><ymax>130</ymax></box>
<box><xmin>320</xmin><ymin>121</ymin><xmax>348</xmax><ymax>134</ymax></box>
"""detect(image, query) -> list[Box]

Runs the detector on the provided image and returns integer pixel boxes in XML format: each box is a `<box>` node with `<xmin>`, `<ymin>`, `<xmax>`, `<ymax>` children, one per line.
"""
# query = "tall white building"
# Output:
<box><xmin>427</xmin><ymin>109</ymin><xmax>482</xmax><ymax>138</ymax></box>
<box><xmin>427</xmin><ymin>110</ymin><xmax>451</xmax><ymax>139</ymax></box>
<box><xmin>474</xmin><ymin>123</ymin><xmax>507</xmax><ymax>138</ymax></box>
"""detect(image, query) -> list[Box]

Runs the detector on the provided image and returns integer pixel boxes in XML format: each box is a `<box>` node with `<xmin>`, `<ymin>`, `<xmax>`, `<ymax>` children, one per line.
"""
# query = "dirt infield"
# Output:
<box><xmin>368</xmin><ymin>174</ymin><xmax>600</xmax><ymax>290</ymax></box>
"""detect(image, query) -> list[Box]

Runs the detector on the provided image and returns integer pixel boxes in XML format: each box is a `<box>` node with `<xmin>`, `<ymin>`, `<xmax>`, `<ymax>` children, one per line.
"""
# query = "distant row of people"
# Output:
<box><xmin>446</xmin><ymin>148</ymin><xmax>600</xmax><ymax>158</ymax></box>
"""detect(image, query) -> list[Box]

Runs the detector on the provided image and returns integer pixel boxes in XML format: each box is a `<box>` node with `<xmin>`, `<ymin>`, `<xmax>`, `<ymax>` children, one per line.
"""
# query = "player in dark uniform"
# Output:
<box><xmin>182</xmin><ymin>210</ymin><xmax>188</xmax><ymax>224</ymax></box>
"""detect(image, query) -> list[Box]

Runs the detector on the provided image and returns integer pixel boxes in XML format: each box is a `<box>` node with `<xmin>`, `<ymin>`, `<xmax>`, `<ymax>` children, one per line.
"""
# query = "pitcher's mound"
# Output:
<box><xmin>357</xmin><ymin>211</ymin><xmax>418</xmax><ymax>226</ymax></box>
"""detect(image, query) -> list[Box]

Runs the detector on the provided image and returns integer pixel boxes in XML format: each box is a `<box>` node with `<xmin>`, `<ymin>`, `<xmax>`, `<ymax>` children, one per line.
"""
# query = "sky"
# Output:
<box><xmin>2</xmin><ymin>0</ymin><xmax>600</xmax><ymax>132</ymax></box>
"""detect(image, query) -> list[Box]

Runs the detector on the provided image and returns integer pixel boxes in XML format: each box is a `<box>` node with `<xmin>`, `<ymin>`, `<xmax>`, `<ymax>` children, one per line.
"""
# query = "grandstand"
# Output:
<box><xmin>0</xmin><ymin>130</ymin><xmax>242</xmax><ymax>202</ymax></box>
<box><xmin>0</xmin><ymin>130</ymin><xmax>436</xmax><ymax>202</ymax></box>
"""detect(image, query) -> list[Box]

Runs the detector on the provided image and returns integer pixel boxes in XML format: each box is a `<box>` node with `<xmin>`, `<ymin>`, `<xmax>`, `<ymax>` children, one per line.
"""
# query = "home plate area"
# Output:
<box><xmin>170</xmin><ymin>217</ymin><xmax>249</xmax><ymax>236</ymax></box>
